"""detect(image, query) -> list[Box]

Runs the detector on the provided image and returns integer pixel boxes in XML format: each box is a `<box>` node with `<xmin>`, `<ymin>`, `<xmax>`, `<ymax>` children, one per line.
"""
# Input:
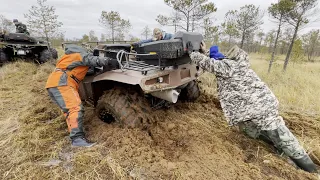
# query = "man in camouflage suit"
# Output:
<box><xmin>187</xmin><ymin>42</ymin><xmax>318</xmax><ymax>173</ymax></box>
<box><xmin>13</xmin><ymin>19</ymin><xmax>29</xmax><ymax>35</ymax></box>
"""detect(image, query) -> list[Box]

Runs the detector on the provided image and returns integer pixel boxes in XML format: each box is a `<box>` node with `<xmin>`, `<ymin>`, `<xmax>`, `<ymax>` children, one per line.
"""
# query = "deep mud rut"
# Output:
<box><xmin>81</xmin><ymin>87</ymin><xmax>320</xmax><ymax>179</ymax></box>
<box><xmin>0</xmin><ymin>62</ymin><xmax>319</xmax><ymax>180</ymax></box>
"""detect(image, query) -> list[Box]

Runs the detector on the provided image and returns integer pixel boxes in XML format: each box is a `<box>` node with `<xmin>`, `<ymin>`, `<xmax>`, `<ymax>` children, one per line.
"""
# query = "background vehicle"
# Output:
<box><xmin>0</xmin><ymin>32</ymin><xmax>58</xmax><ymax>65</ymax></box>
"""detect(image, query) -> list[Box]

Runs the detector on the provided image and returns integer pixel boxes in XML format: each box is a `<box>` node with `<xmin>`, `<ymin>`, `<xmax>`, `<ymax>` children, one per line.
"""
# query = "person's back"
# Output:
<box><xmin>210</xmin><ymin>49</ymin><xmax>280</xmax><ymax>128</ymax></box>
<box><xmin>46</xmin><ymin>44</ymin><xmax>106</xmax><ymax>90</ymax></box>
<box><xmin>162</xmin><ymin>32</ymin><xmax>173</xmax><ymax>40</ymax></box>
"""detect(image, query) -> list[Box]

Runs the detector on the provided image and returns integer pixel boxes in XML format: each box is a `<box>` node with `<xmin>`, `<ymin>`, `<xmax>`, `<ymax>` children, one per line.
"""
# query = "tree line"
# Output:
<box><xmin>0</xmin><ymin>0</ymin><xmax>319</xmax><ymax>72</ymax></box>
<box><xmin>156</xmin><ymin>0</ymin><xmax>319</xmax><ymax>71</ymax></box>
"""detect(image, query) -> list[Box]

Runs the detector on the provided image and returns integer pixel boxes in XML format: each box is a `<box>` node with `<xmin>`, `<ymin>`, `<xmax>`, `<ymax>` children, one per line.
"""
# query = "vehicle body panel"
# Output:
<box><xmin>78</xmin><ymin>31</ymin><xmax>204</xmax><ymax>105</ymax></box>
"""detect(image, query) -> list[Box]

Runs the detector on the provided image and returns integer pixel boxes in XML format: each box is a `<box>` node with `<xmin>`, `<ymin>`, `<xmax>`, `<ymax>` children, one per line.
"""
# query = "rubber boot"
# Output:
<box><xmin>291</xmin><ymin>154</ymin><xmax>318</xmax><ymax>173</ymax></box>
<box><xmin>72</xmin><ymin>136</ymin><xmax>96</xmax><ymax>147</ymax></box>
<box><xmin>258</xmin><ymin>131</ymin><xmax>287</xmax><ymax>156</ymax></box>
<box><xmin>264</xmin><ymin>125</ymin><xmax>318</xmax><ymax>173</ymax></box>
<box><xmin>258</xmin><ymin>132</ymin><xmax>274</xmax><ymax>146</ymax></box>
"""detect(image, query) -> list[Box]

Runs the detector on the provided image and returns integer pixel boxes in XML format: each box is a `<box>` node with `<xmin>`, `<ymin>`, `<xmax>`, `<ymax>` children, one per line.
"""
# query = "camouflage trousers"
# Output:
<box><xmin>238</xmin><ymin>120</ymin><xmax>306</xmax><ymax>159</ymax></box>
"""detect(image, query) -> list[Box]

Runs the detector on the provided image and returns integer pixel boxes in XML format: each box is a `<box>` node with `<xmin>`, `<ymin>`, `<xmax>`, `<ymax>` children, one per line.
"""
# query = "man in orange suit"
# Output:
<box><xmin>46</xmin><ymin>44</ymin><xmax>118</xmax><ymax>147</ymax></box>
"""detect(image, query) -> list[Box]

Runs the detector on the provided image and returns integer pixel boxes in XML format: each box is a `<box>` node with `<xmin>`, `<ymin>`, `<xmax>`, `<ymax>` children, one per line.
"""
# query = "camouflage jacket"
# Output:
<box><xmin>190</xmin><ymin>46</ymin><xmax>281</xmax><ymax>129</ymax></box>
<box><xmin>15</xmin><ymin>22</ymin><xmax>29</xmax><ymax>34</ymax></box>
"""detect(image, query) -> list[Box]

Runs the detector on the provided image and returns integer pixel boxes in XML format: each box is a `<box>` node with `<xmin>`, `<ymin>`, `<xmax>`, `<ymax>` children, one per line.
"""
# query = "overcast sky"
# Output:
<box><xmin>1</xmin><ymin>0</ymin><xmax>319</xmax><ymax>40</ymax></box>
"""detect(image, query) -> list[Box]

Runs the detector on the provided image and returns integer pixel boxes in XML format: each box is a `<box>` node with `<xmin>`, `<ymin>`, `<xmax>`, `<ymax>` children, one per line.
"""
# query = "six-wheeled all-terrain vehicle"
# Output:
<box><xmin>79</xmin><ymin>31</ymin><xmax>204</xmax><ymax>128</ymax></box>
<box><xmin>0</xmin><ymin>32</ymin><xmax>58</xmax><ymax>65</ymax></box>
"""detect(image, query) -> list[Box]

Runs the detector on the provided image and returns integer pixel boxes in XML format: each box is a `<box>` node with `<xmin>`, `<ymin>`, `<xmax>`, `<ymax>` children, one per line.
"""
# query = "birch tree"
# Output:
<box><xmin>24</xmin><ymin>0</ymin><xmax>63</xmax><ymax>48</ymax></box>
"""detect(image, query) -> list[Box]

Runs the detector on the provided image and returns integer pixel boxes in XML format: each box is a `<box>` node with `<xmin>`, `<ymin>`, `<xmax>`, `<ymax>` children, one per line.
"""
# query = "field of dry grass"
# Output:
<box><xmin>0</xmin><ymin>52</ymin><xmax>319</xmax><ymax>179</ymax></box>
<box><xmin>249</xmin><ymin>53</ymin><xmax>320</xmax><ymax>115</ymax></box>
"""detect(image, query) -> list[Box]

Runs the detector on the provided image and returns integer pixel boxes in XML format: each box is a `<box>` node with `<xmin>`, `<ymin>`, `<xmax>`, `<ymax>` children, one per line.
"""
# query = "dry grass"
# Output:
<box><xmin>56</xmin><ymin>47</ymin><xmax>64</xmax><ymax>58</ymax></box>
<box><xmin>0</xmin><ymin>53</ymin><xmax>319</xmax><ymax>179</ymax></box>
<box><xmin>249</xmin><ymin>53</ymin><xmax>320</xmax><ymax>115</ymax></box>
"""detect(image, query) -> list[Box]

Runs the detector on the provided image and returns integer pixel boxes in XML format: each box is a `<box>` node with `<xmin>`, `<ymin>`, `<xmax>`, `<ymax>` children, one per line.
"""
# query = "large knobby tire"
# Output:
<box><xmin>179</xmin><ymin>80</ymin><xmax>200</xmax><ymax>102</ymax></box>
<box><xmin>50</xmin><ymin>48</ymin><xmax>58</xmax><ymax>59</ymax></box>
<box><xmin>0</xmin><ymin>49</ymin><xmax>9</xmax><ymax>66</ymax></box>
<box><xmin>95</xmin><ymin>86</ymin><xmax>152</xmax><ymax>129</ymax></box>
<box><xmin>39</xmin><ymin>49</ymin><xmax>52</xmax><ymax>64</ymax></box>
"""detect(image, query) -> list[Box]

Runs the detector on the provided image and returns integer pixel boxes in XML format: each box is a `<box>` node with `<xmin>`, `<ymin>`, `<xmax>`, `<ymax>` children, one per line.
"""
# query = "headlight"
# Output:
<box><xmin>157</xmin><ymin>77</ymin><xmax>163</xmax><ymax>83</ymax></box>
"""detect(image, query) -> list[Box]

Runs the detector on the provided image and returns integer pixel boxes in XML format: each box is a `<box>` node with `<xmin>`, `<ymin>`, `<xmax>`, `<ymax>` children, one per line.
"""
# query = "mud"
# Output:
<box><xmin>0</xmin><ymin>62</ymin><xmax>319</xmax><ymax>180</ymax></box>
<box><xmin>82</xmin><ymin>97</ymin><xmax>319</xmax><ymax>180</ymax></box>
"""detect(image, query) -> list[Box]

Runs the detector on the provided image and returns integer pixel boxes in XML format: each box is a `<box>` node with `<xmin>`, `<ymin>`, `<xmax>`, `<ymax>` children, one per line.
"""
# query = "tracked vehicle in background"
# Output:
<box><xmin>0</xmin><ymin>32</ymin><xmax>58</xmax><ymax>65</ymax></box>
<box><xmin>79</xmin><ymin>31</ymin><xmax>204</xmax><ymax>128</ymax></box>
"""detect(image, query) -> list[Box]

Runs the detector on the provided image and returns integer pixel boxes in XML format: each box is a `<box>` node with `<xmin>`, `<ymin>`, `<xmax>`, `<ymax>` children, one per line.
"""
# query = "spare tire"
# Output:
<box><xmin>0</xmin><ymin>49</ymin><xmax>9</xmax><ymax>66</ymax></box>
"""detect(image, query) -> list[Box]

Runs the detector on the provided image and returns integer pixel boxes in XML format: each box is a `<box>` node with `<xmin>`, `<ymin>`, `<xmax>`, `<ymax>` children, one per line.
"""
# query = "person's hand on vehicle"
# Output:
<box><xmin>186</xmin><ymin>41</ymin><xmax>193</xmax><ymax>54</ymax></box>
<box><xmin>130</xmin><ymin>42</ymin><xmax>138</xmax><ymax>51</ymax></box>
<box><xmin>101</xmin><ymin>57</ymin><xmax>120</xmax><ymax>68</ymax></box>
<box><xmin>200</xmin><ymin>41</ymin><xmax>207</xmax><ymax>53</ymax></box>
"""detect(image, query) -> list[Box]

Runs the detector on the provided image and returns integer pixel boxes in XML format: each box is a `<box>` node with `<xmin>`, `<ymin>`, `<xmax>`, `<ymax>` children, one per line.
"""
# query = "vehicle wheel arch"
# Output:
<box><xmin>91</xmin><ymin>80</ymin><xmax>142</xmax><ymax>107</ymax></box>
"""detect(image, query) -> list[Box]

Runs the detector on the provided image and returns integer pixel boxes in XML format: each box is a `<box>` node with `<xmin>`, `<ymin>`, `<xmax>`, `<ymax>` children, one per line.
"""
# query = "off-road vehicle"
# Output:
<box><xmin>0</xmin><ymin>32</ymin><xmax>58</xmax><ymax>65</ymax></box>
<box><xmin>79</xmin><ymin>31</ymin><xmax>204</xmax><ymax>128</ymax></box>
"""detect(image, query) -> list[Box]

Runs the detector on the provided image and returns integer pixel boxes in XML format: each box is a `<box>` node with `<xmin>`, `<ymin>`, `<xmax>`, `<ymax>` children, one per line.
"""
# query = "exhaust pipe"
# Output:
<box><xmin>150</xmin><ymin>89</ymin><xmax>180</xmax><ymax>103</ymax></box>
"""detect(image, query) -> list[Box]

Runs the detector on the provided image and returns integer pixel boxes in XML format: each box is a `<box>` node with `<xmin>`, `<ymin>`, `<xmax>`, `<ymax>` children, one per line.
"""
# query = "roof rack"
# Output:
<box><xmin>95</xmin><ymin>49</ymin><xmax>165</xmax><ymax>75</ymax></box>
<box><xmin>116</xmin><ymin>50</ymin><xmax>162</xmax><ymax>73</ymax></box>
<box><xmin>121</xmin><ymin>60</ymin><xmax>159</xmax><ymax>73</ymax></box>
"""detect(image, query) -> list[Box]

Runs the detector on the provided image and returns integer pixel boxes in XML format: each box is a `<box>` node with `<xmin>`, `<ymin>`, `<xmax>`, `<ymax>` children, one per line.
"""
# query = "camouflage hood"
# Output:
<box><xmin>225</xmin><ymin>45</ymin><xmax>249</xmax><ymax>63</ymax></box>
<box><xmin>223</xmin><ymin>45</ymin><xmax>250</xmax><ymax>73</ymax></box>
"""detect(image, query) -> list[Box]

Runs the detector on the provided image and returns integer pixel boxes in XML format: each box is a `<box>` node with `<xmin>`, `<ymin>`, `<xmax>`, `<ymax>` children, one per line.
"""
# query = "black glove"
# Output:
<box><xmin>186</xmin><ymin>41</ymin><xmax>193</xmax><ymax>54</ymax></box>
<box><xmin>103</xmin><ymin>57</ymin><xmax>119</xmax><ymax>69</ymax></box>
<box><xmin>86</xmin><ymin>66</ymin><xmax>95</xmax><ymax>75</ymax></box>
<box><xmin>100</xmin><ymin>57</ymin><xmax>119</xmax><ymax>71</ymax></box>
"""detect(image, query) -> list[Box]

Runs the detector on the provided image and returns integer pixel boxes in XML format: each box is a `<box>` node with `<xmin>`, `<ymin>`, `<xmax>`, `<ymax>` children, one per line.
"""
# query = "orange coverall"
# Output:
<box><xmin>45</xmin><ymin>44</ymin><xmax>115</xmax><ymax>139</ymax></box>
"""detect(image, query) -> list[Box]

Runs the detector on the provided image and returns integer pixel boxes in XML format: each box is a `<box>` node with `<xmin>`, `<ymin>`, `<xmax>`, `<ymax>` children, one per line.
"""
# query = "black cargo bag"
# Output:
<box><xmin>133</xmin><ymin>31</ymin><xmax>203</xmax><ymax>67</ymax></box>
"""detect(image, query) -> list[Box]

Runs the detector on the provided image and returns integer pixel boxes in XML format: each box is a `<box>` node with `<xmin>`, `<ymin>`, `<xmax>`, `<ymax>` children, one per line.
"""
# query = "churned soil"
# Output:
<box><xmin>0</xmin><ymin>62</ymin><xmax>319</xmax><ymax>179</ymax></box>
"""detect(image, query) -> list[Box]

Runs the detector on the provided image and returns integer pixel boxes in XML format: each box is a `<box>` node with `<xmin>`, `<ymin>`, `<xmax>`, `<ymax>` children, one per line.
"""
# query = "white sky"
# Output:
<box><xmin>0</xmin><ymin>0</ymin><xmax>319</xmax><ymax>40</ymax></box>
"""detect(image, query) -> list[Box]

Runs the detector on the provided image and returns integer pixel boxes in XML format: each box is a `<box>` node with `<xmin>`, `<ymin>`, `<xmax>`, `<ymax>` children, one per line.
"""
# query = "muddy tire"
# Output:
<box><xmin>39</xmin><ymin>49</ymin><xmax>52</xmax><ymax>64</ymax></box>
<box><xmin>179</xmin><ymin>80</ymin><xmax>200</xmax><ymax>102</ymax></box>
<box><xmin>95</xmin><ymin>86</ymin><xmax>152</xmax><ymax>129</ymax></box>
<box><xmin>50</xmin><ymin>48</ymin><xmax>58</xmax><ymax>59</ymax></box>
<box><xmin>0</xmin><ymin>49</ymin><xmax>9</xmax><ymax>66</ymax></box>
